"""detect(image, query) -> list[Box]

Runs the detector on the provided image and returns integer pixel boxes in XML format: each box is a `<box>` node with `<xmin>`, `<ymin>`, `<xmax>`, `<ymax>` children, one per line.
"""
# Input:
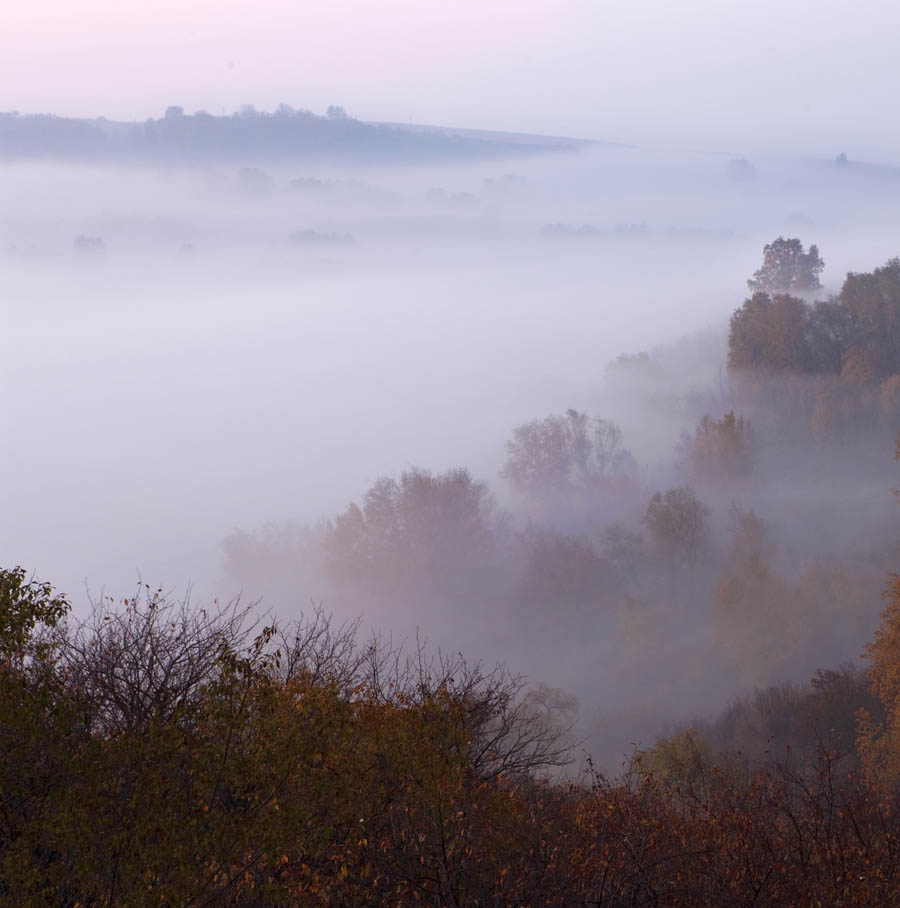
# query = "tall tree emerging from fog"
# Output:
<box><xmin>501</xmin><ymin>410</ymin><xmax>634</xmax><ymax>501</ymax></box>
<box><xmin>747</xmin><ymin>237</ymin><xmax>824</xmax><ymax>294</ymax></box>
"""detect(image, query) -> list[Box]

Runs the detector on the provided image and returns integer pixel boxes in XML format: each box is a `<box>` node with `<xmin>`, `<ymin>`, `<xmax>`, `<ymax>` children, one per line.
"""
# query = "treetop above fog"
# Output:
<box><xmin>747</xmin><ymin>237</ymin><xmax>824</xmax><ymax>295</ymax></box>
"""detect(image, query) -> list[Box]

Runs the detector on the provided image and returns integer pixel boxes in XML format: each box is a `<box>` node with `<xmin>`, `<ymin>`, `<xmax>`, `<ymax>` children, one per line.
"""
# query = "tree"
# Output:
<box><xmin>501</xmin><ymin>410</ymin><xmax>634</xmax><ymax>500</ymax></box>
<box><xmin>633</xmin><ymin>728</ymin><xmax>715</xmax><ymax>790</ymax></box>
<box><xmin>838</xmin><ymin>257</ymin><xmax>900</xmax><ymax>380</ymax></box>
<box><xmin>728</xmin><ymin>291</ymin><xmax>819</xmax><ymax>373</ymax></box>
<box><xmin>642</xmin><ymin>486</ymin><xmax>710</xmax><ymax>570</ymax></box>
<box><xmin>324</xmin><ymin>466</ymin><xmax>498</xmax><ymax>591</ymax></box>
<box><xmin>683</xmin><ymin>411</ymin><xmax>756</xmax><ymax>481</ymax></box>
<box><xmin>747</xmin><ymin>237</ymin><xmax>824</xmax><ymax>294</ymax></box>
<box><xmin>518</xmin><ymin>531</ymin><xmax>615</xmax><ymax>614</ymax></box>
<box><xmin>858</xmin><ymin>573</ymin><xmax>900</xmax><ymax>790</ymax></box>
<box><xmin>0</xmin><ymin>565</ymin><xmax>69</xmax><ymax>660</ymax></box>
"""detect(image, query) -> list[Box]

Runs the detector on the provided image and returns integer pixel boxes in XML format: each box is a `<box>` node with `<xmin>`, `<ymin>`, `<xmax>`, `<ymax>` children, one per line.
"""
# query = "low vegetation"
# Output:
<box><xmin>5</xmin><ymin>561</ymin><xmax>900</xmax><ymax>905</ymax></box>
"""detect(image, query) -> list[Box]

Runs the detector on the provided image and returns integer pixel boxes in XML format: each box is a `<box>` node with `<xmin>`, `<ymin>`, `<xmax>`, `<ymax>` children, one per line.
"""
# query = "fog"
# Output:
<box><xmin>5</xmin><ymin>129</ymin><xmax>900</xmax><ymax>769</ymax></box>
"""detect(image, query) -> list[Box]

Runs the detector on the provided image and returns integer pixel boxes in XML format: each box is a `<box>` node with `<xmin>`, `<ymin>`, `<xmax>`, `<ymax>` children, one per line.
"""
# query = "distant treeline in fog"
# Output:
<box><xmin>0</xmin><ymin>105</ymin><xmax>574</xmax><ymax>164</ymax></box>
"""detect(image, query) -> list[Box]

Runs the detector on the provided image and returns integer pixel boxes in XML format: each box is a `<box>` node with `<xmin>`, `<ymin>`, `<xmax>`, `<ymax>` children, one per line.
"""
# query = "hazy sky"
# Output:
<box><xmin>2</xmin><ymin>1</ymin><xmax>900</xmax><ymax>160</ymax></box>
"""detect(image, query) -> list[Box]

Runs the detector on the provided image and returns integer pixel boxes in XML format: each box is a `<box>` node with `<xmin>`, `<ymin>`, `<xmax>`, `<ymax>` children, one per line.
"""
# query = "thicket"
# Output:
<box><xmin>5</xmin><ymin>563</ymin><xmax>900</xmax><ymax>906</ymax></box>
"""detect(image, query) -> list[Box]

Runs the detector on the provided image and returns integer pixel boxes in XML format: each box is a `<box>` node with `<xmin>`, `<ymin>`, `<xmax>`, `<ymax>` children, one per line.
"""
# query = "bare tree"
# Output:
<box><xmin>58</xmin><ymin>585</ymin><xmax>260</xmax><ymax>734</ymax></box>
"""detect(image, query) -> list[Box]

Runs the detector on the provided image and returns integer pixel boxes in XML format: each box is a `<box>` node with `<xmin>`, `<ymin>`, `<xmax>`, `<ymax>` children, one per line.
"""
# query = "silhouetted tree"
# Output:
<box><xmin>324</xmin><ymin>467</ymin><xmax>498</xmax><ymax>590</ymax></box>
<box><xmin>747</xmin><ymin>237</ymin><xmax>824</xmax><ymax>294</ymax></box>
<box><xmin>858</xmin><ymin>572</ymin><xmax>900</xmax><ymax>790</ymax></box>
<box><xmin>642</xmin><ymin>486</ymin><xmax>710</xmax><ymax>570</ymax></box>
<box><xmin>502</xmin><ymin>410</ymin><xmax>634</xmax><ymax>500</ymax></box>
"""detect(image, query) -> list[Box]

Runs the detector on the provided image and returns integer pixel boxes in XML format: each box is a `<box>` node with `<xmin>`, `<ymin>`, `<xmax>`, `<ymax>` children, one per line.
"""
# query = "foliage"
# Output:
<box><xmin>632</xmin><ymin>727</ymin><xmax>716</xmax><ymax>790</ymax></box>
<box><xmin>858</xmin><ymin>573</ymin><xmax>900</xmax><ymax>790</ymax></box>
<box><xmin>3</xmin><ymin>566</ymin><xmax>900</xmax><ymax>904</ymax></box>
<box><xmin>729</xmin><ymin>291</ymin><xmax>827</xmax><ymax>374</ymax></box>
<box><xmin>839</xmin><ymin>257</ymin><xmax>900</xmax><ymax>380</ymax></box>
<box><xmin>0</xmin><ymin>576</ymin><xmax>579</xmax><ymax>906</ymax></box>
<box><xmin>0</xmin><ymin>566</ymin><xmax>69</xmax><ymax>661</ymax></box>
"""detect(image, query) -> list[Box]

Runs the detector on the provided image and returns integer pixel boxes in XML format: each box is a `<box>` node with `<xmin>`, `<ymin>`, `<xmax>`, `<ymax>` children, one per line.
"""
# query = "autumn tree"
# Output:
<box><xmin>728</xmin><ymin>291</ymin><xmax>820</xmax><ymax>373</ymax></box>
<box><xmin>747</xmin><ymin>236</ymin><xmax>824</xmax><ymax>294</ymax></box>
<box><xmin>857</xmin><ymin>573</ymin><xmax>900</xmax><ymax>789</ymax></box>
<box><xmin>683</xmin><ymin>410</ymin><xmax>756</xmax><ymax>481</ymax></box>
<box><xmin>633</xmin><ymin>727</ymin><xmax>716</xmax><ymax>791</ymax></box>
<box><xmin>5</xmin><ymin>563</ymin><xmax>900</xmax><ymax>905</ymax></box>
<box><xmin>838</xmin><ymin>257</ymin><xmax>900</xmax><ymax>380</ymax></box>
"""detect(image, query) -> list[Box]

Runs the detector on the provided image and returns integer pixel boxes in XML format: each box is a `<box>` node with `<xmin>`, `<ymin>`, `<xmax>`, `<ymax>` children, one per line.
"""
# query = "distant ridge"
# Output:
<box><xmin>368</xmin><ymin>121</ymin><xmax>627</xmax><ymax>150</ymax></box>
<box><xmin>0</xmin><ymin>107</ymin><xmax>588</xmax><ymax>164</ymax></box>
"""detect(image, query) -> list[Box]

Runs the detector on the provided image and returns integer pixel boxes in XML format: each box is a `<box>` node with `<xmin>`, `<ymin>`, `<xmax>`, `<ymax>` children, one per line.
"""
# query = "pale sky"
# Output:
<box><xmin>2</xmin><ymin>0</ymin><xmax>899</xmax><ymax>160</ymax></box>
